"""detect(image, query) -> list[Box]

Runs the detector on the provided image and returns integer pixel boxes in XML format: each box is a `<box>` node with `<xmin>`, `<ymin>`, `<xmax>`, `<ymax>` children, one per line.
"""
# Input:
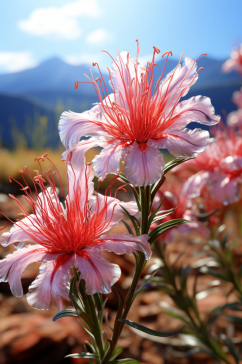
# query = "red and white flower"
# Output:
<box><xmin>59</xmin><ymin>41</ymin><xmax>220</xmax><ymax>186</ymax></box>
<box><xmin>222</xmin><ymin>45</ymin><xmax>242</xmax><ymax>74</ymax></box>
<box><xmin>181</xmin><ymin>127</ymin><xmax>242</xmax><ymax>205</ymax></box>
<box><xmin>151</xmin><ymin>177</ymin><xmax>211</xmax><ymax>243</ymax></box>
<box><xmin>0</xmin><ymin>156</ymin><xmax>151</xmax><ymax>310</ymax></box>
<box><xmin>227</xmin><ymin>88</ymin><xmax>242</xmax><ymax>127</ymax></box>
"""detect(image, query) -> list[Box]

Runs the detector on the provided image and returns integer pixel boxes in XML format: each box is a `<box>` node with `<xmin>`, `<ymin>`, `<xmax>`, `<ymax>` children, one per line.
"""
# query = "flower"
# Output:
<box><xmin>151</xmin><ymin>177</ymin><xmax>211</xmax><ymax>243</ymax></box>
<box><xmin>59</xmin><ymin>40</ymin><xmax>220</xmax><ymax>186</ymax></box>
<box><xmin>227</xmin><ymin>88</ymin><xmax>242</xmax><ymax>127</ymax></box>
<box><xmin>181</xmin><ymin>127</ymin><xmax>242</xmax><ymax>205</ymax></box>
<box><xmin>222</xmin><ymin>45</ymin><xmax>242</xmax><ymax>74</ymax></box>
<box><xmin>0</xmin><ymin>155</ymin><xmax>151</xmax><ymax>310</ymax></box>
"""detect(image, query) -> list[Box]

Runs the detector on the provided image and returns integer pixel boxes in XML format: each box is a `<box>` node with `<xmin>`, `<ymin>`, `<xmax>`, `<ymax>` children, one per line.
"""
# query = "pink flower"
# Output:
<box><xmin>222</xmin><ymin>45</ymin><xmax>242</xmax><ymax>74</ymax></box>
<box><xmin>0</xmin><ymin>156</ymin><xmax>151</xmax><ymax>310</ymax></box>
<box><xmin>227</xmin><ymin>88</ymin><xmax>242</xmax><ymax>127</ymax></box>
<box><xmin>59</xmin><ymin>40</ymin><xmax>220</xmax><ymax>186</ymax></box>
<box><xmin>151</xmin><ymin>177</ymin><xmax>210</xmax><ymax>243</ymax></box>
<box><xmin>181</xmin><ymin>127</ymin><xmax>242</xmax><ymax>205</ymax></box>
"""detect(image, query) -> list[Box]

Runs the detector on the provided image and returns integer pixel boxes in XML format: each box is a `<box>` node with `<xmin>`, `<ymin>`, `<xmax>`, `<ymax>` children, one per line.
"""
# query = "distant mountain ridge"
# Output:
<box><xmin>0</xmin><ymin>56</ymin><xmax>241</xmax><ymax>149</ymax></box>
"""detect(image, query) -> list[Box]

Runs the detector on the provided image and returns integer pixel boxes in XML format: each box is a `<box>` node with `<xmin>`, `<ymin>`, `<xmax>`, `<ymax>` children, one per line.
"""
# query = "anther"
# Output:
<box><xmin>74</xmin><ymin>81</ymin><xmax>79</xmax><ymax>89</ymax></box>
<box><xmin>162</xmin><ymin>51</ymin><xmax>173</xmax><ymax>58</ymax></box>
<box><xmin>92</xmin><ymin>62</ymin><xmax>97</xmax><ymax>66</ymax></box>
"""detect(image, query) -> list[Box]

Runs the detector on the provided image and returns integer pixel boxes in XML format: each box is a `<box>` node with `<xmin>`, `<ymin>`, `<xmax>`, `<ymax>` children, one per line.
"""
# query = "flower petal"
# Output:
<box><xmin>182</xmin><ymin>171</ymin><xmax>211</xmax><ymax>198</ymax></box>
<box><xmin>110</xmin><ymin>51</ymin><xmax>144</xmax><ymax>108</ymax></box>
<box><xmin>158</xmin><ymin>57</ymin><xmax>198</xmax><ymax>116</ymax></box>
<box><xmin>167</xmin><ymin>96</ymin><xmax>220</xmax><ymax>130</ymax></box>
<box><xmin>93</xmin><ymin>233</ymin><xmax>151</xmax><ymax>260</ymax></box>
<box><xmin>90</xmin><ymin>194</ymin><xmax>138</xmax><ymax>231</ymax></box>
<box><xmin>210</xmin><ymin>175</ymin><xmax>240</xmax><ymax>205</ymax></box>
<box><xmin>124</xmin><ymin>142</ymin><xmax>165</xmax><ymax>186</ymax></box>
<box><xmin>59</xmin><ymin>109</ymin><xmax>106</xmax><ymax>150</ymax></box>
<box><xmin>62</xmin><ymin>137</ymin><xmax>103</xmax><ymax>170</ymax></box>
<box><xmin>92</xmin><ymin>142</ymin><xmax>125</xmax><ymax>179</ymax></box>
<box><xmin>27</xmin><ymin>259</ymin><xmax>56</xmax><ymax>310</ymax></box>
<box><xmin>0</xmin><ymin>216</ymin><xmax>40</xmax><ymax>248</ymax></box>
<box><xmin>0</xmin><ymin>244</ymin><xmax>46</xmax><ymax>297</ymax></box>
<box><xmin>157</xmin><ymin>128</ymin><xmax>210</xmax><ymax>157</ymax></box>
<box><xmin>75</xmin><ymin>251</ymin><xmax>121</xmax><ymax>294</ymax></box>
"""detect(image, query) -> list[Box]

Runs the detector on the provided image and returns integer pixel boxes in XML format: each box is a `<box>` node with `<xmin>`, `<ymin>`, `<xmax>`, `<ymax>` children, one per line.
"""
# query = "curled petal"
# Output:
<box><xmin>62</xmin><ymin>138</ymin><xmax>103</xmax><ymax>170</ymax></box>
<box><xmin>168</xmin><ymin>96</ymin><xmax>220</xmax><ymax>130</ymax></box>
<box><xmin>59</xmin><ymin>110</ymin><xmax>106</xmax><ymax>150</ymax></box>
<box><xmin>0</xmin><ymin>216</ymin><xmax>40</xmax><ymax>248</ymax></box>
<box><xmin>0</xmin><ymin>244</ymin><xmax>47</xmax><ymax>297</ymax></box>
<box><xmin>124</xmin><ymin>142</ymin><xmax>165</xmax><ymax>186</ymax></box>
<box><xmin>93</xmin><ymin>233</ymin><xmax>151</xmax><ymax>260</ymax></box>
<box><xmin>76</xmin><ymin>251</ymin><xmax>121</xmax><ymax>294</ymax></box>
<box><xmin>157</xmin><ymin>128</ymin><xmax>210</xmax><ymax>157</ymax></box>
<box><xmin>158</xmin><ymin>57</ymin><xmax>199</xmax><ymax>115</ymax></box>
<box><xmin>92</xmin><ymin>142</ymin><xmax>125</xmax><ymax>179</ymax></box>
<box><xmin>27</xmin><ymin>259</ymin><xmax>56</xmax><ymax>310</ymax></box>
<box><xmin>182</xmin><ymin>171</ymin><xmax>211</xmax><ymax>198</ymax></box>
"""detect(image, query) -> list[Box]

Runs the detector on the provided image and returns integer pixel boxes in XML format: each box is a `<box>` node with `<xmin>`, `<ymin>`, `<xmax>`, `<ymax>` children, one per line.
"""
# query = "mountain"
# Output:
<box><xmin>0</xmin><ymin>56</ymin><xmax>241</xmax><ymax>149</ymax></box>
<box><xmin>0</xmin><ymin>94</ymin><xmax>59</xmax><ymax>149</ymax></box>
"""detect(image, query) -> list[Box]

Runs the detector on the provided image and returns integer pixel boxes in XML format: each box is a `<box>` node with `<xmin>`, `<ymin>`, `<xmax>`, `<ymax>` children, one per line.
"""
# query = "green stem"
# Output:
<box><xmin>79</xmin><ymin>281</ymin><xmax>104</xmax><ymax>360</ymax></box>
<box><xmin>101</xmin><ymin>186</ymin><xmax>151</xmax><ymax>364</ymax></box>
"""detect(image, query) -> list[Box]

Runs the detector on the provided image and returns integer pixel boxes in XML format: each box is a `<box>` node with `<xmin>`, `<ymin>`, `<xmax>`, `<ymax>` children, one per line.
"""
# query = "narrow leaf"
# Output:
<box><xmin>53</xmin><ymin>309</ymin><xmax>78</xmax><ymax>321</ymax></box>
<box><xmin>119</xmin><ymin>318</ymin><xmax>184</xmax><ymax>337</ymax></box>
<box><xmin>120</xmin><ymin>205</ymin><xmax>139</xmax><ymax>236</ymax></box>
<box><xmin>65</xmin><ymin>352</ymin><xmax>99</xmax><ymax>359</ymax></box>
<box><xmin>121</xmin><ymin>219</ymin><xmax>133</xmax><ymax>235</ymax></box>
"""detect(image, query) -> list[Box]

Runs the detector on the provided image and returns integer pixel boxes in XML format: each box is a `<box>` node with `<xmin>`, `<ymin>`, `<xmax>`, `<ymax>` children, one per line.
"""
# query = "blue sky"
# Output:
<box><xmin>1</xmin><ymin>0</ymin><xmax>242</xmax><ymax>73</ymax></box>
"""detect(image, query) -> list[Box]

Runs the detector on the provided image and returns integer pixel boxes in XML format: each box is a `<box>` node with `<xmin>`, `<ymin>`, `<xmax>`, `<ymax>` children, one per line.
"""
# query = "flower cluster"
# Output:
<box><xmin>0</xmin><ymin>41</ymin><xmax>220</xmax><ymax>312</ymax></box>
<box><xmin>180</xmin><ymin>126</ymin><xmax>242</xmax><ymax>205</ymax></box>
<box><xmin>59</xmin><ymin>41</ymin><xmax>220</xmax><ymax>186</ymax></box>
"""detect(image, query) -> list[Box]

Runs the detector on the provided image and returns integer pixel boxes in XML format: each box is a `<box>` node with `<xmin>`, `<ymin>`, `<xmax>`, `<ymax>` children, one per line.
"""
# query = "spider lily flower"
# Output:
<box><xmin>227</xmin><ymin>88</ymin><xmax>242</xmax><ymax>127</ymax></box>
<box><xmin>222</xmin><ymin>45</ymin><xmax>242</xmax><ymax>74</ymax></box>
<box><xmin>0</xmin><ymin>155</ymin><xmax>151</xmax><ymax>310</ymax></box>
<box><xmin>59</xmin><ymin>40</ymin><xmax>220</xmax><ymax>186</ymax></box>
<box><xmin>151</xmin><ymin>178</ymin><xmax>211</xmax><ymax>243</ymax></box>
<box><xmin>181</xmin><ymin>127</ymin><xmax>242</xmax><ymax>205</ymax></box>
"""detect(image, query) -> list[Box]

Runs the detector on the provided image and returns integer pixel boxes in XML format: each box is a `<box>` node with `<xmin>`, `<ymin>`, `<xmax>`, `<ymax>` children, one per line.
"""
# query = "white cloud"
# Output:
<box><xmin>138</xmin><ymin>54</ymin><xmax>153</xmax><ymax>66</ymax></box>
<box><xmin>64</xmin><ymin>53</ymin><xmax>103</xmax><ymax>66</ymax></box>
<box><xmin>0</xmin><ymin>51</ymin><xmax>37</xmax><ymax>73</ymax></box>
<box><xmin>86</xmin><ymin>28</ymin><xmax>114</xmax><ymax>45</ymax></box>
<box><xmin>18</xmin><ymin>0</ymin><xmax>102</xmax><ymax>40</ymax></box>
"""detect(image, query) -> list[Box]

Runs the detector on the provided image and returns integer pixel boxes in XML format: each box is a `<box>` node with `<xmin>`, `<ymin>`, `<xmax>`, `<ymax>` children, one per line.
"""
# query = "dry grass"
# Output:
<box><xmin>0</xmin><ymin>147</ymin><xmax>100</xmax><ymax>187</ymax></box>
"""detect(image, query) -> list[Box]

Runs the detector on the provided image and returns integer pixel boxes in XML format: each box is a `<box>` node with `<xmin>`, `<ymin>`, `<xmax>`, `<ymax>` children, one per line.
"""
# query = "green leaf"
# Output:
<box><xmin>163</xmin><ymin>157</ymin><xmax>194</xmax><ymax>175</ymax></box>
<box><xmin>109</xmin><ymin>359</ymin><xmax>140</xmax><ymax>364</ymax></box>
<box><xmin>147</xmin><ymin>197</ymin><xmax>164</xmax><ymax>227</ymax></box>
<box><xmin>221</xmin><ymin>230</ymin><xmax>231</xmax><ymax>250</ymax></box>
<box><xmin>121</xmin><ymin>219</ymin><xmax>133</xmax><ymax>235</ymax></box>
<box><xmin>105</xmin><ymin>312</ymin><xmax>114</xmax><ymax>331</ymax></box>
<box><xmin>215</xmin><ymin>302</ymin><xmax>242</xmax><ymax>312</ymax></box>
<box><xmin>133</xmin><ymin>269</ymin><xmax>159</xmax><ymax>300</ymax></box>
<box><xmin>119</xmin><ymin>318</ymin><xmax>184</xmax><ymax>337</ymax></box>
<box><xmin>149</xmin><ymin>219</ymin><xmax>188</xmax><ymax>243</ymax></box>
<box><xmin>224</xmin><ymin>314</ymin><xmax>242</xmax><ymax>324</ymax></box>
<box><xmin>109</xmin><ymin>346</ymin><xmax>123</xmax><ymax>361</ymax></box>
<box><xmin>65</xmin><ymin>352</ymin><xmax>99</xmax><ymax>359</ymax></box>
<box><xmin>120</xmin><ymin>205</ymin><xmax>139</xmax><ymax>236</ymax></box>
<box><xmin>221</xmin><ymin>334</ymin><xmax>240</xmax><ymax>364</ymax></box>
<box><xmin>151</xmin><ymin>176</ymin><xmax>166</xmax><ymax>202</ymax></box>
<box><xmin>53</xmin><ymin>309</ymin><xmax>78</xmax><ymax>321</ymax></box>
